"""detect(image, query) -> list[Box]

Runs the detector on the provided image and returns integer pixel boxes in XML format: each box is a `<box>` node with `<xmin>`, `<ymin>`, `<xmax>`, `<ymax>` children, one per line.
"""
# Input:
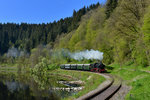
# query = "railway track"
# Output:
<box><xmin>77</xmin><ymin>73</ymin><xmax>122</xmax><ymax>100</ymax></box>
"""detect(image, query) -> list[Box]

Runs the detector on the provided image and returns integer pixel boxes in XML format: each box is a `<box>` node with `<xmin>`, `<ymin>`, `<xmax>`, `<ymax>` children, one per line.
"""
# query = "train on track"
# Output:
<box><xmin>60</xmin><ymin>61</ymin><xmax>106</xmax><ymax>73</ymax></box>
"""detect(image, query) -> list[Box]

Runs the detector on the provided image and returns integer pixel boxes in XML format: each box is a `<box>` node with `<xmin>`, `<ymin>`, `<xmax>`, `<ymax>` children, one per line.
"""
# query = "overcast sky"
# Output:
<box><xmin>0</xmin><ymin>0</ymin><xmax>106</xmax><ymax>24</ymax></box>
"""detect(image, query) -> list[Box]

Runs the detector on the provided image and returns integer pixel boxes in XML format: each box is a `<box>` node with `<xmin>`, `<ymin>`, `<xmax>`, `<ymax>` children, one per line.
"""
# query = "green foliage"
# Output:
<box><xmin>69</xmin><ymin>21</ymin><xmax>88</xmax><ymax>50</ymax></box>
<box><xmin>142</xmin><ymin>8</ymin><xmax>150</xmax><ymax>44</ymax></box>
<box><xmin>32</xmin><ymin>58</ymin><xmax>49</xmax><ymax>76</ymax></box>
<box><xmin>104</xmin><ymin>0</ymin><xmax>149</xmax><ymax>66</ymax></box>
<box><xmin>63</xmin><ymin>7</ymin><xmax>106</xmax><ymax>51</ymax></box>
<box><xmin>47</xmin><ymin>64</ymin><xmax>59</xmax><ymax>70</ymax></box>
<box><xmin>142</xmin><ymin>5</ymin><xmax>150</xmax><ymax>65</ymax></box>
<box><xmin>54</xmin><ymin>0</ymin><xmax>150</xmax><ymax>67</ymax></box>
<box><xmin>32</xmin><ymin>57</ymin><xmax>59</xmax><ymax>74</ymax></box>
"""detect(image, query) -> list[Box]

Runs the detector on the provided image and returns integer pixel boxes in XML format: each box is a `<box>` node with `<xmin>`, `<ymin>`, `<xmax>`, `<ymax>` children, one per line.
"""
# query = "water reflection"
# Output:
<box><xmin>0</xmin><ymin>73</ymin><xmax>78</xmax><ymax>100</ymax></box>
<box><xmin>0</xmin><ymin>80</ymin><xmax>61</xmax><ymax>100</ymax></box>
<box><xmin>5</xmin><ymin>81</ymin><xmax>27</xmax><ymax>92</ymax></box>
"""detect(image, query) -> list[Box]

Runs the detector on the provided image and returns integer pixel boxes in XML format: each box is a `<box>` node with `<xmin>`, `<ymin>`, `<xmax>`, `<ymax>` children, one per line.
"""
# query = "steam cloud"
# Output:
<box><xmin>70</xmin><ymin>49</ymin><xmax>103</xmax><ymax>61</ymax></box>
<box><xmin>7</xmin><ymin>47</ymin><xmax>28</xmax><ymax>58</ymax></box>
<box><xmin>7</xmin><ymin>47</ymin><xmax>20</xmax><ymax>58</ymax></box>
<box><xmin>60</xmin><ymin>49</ymin><xmax>103</xmax><ymax>61</ymax></box>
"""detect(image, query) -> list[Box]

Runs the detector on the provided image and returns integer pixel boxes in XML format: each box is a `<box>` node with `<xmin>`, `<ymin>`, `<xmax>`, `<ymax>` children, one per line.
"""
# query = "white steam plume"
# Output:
<box><xmin>7</xmin><ymin>47</ymin><xmax>20</xmax><ymax>58</ymax></box>
<box><xmin>70</xmin><ymin>49</ymin><xmax>103</xmax><ymax>61</ymax></box>
<box><xmin>6</xmin><ymin>47</ymin><xmax>28</xmax><ymax>58</ymax></box>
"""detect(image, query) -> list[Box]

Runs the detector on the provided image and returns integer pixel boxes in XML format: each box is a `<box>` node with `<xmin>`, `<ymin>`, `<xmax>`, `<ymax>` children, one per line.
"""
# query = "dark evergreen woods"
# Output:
<box><xmin>0</xmin><ymin>3</ymin><xmax>100</xmax><ymax>54</ymax></box>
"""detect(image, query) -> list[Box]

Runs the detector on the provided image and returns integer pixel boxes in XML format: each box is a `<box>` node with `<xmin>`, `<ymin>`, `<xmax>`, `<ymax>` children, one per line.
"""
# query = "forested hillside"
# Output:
<box><xmin>0</xmin><ymin>3</ymin><xmax>100</xmax><ymax>54</ymax></box>
<box><xmin>55</xmin><ymin>0</ymin><xmax>150</xmax><ymax>67</ymax></box>
<box><xmin>0</xmin><ymin>0</ymin><xmax>150</xmax><ymax>67</ymax></box>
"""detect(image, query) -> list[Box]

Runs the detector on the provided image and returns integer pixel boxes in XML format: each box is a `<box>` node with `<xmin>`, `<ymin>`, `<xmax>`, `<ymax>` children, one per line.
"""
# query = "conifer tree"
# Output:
<box><xmin>105</xmin><ymin>0</ymin><xmax>118</xmax><ymax>19</ymax></box>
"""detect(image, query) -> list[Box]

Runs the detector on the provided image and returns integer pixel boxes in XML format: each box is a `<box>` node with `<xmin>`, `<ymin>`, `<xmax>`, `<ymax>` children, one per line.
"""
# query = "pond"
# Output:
<box><xmin>0</xmin><ymin>72</ymin><xmax>80</xmax><ymax>100</ymax></box>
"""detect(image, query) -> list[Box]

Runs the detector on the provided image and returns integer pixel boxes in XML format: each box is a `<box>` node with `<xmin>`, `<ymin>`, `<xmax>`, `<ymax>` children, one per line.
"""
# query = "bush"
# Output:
<box><xmin>47</xmin><ymin>64</ymin><xmax>59</xmax><ymax>70</ymax></box>
<box><xmin>31</xmin><ymin>58</ymin><xmax>59</xmax><ymax>76</ymax></box>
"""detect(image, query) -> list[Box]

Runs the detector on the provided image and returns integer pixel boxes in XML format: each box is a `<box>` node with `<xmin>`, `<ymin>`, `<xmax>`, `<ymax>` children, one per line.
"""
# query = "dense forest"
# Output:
<box><xmin>0</xmin><ymin>3</ymin><xmax>100</xmax><ymax>54</ymax></box>
<box><xmin>0</xmin><ymin>0</ymin><xmax>150</xmax><ymax>67</ymax></box>
<box><xmin>55</xmin><ymin>0</ymin><xmax>150</xmax><ymax>67</ymax></box>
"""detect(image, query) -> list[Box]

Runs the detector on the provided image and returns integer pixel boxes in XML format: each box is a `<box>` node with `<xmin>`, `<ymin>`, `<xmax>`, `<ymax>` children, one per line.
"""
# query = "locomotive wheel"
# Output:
<box><xmin>96</xmin><ymin>68</ymin><xmax>99</xmax><ymax>72</ymax></box>
<box><xmin>99</xmin><ymin>69</ymin><xmax>101</xmax><ymax>73</ymax></box>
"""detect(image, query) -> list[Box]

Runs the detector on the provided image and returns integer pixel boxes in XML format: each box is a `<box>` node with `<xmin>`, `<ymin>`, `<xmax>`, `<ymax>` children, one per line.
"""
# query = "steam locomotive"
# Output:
<box><xmin>60</xmin><ymin>62</ymin><xmax>106</xmax><ymax>73</ymax></box>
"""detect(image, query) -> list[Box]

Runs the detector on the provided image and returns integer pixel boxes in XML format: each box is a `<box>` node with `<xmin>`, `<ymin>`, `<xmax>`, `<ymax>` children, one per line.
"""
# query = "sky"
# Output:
<box><xmin>0</xmin><ymin>0</ymin><xmax>106</xmax><ymax>24</ymax></box>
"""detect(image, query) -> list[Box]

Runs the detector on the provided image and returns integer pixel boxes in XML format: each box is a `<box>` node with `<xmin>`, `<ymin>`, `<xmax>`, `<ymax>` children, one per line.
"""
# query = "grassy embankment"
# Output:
<box><xmin>107</xmin><ymin>64</ymin><xmax>150</xmax><ymax>100</ymax></box>
<box><xmin>50</xmin><ymin>69</ymin><xmax>105</xmax><ymax>100</ymax></box>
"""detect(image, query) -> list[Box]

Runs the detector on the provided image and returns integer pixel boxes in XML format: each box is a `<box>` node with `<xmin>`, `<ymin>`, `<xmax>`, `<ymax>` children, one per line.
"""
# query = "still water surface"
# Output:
<box><xmin>0</xmin><ymin>73</ymin><xmax>78</xmax><ymax>100</ymax></box>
